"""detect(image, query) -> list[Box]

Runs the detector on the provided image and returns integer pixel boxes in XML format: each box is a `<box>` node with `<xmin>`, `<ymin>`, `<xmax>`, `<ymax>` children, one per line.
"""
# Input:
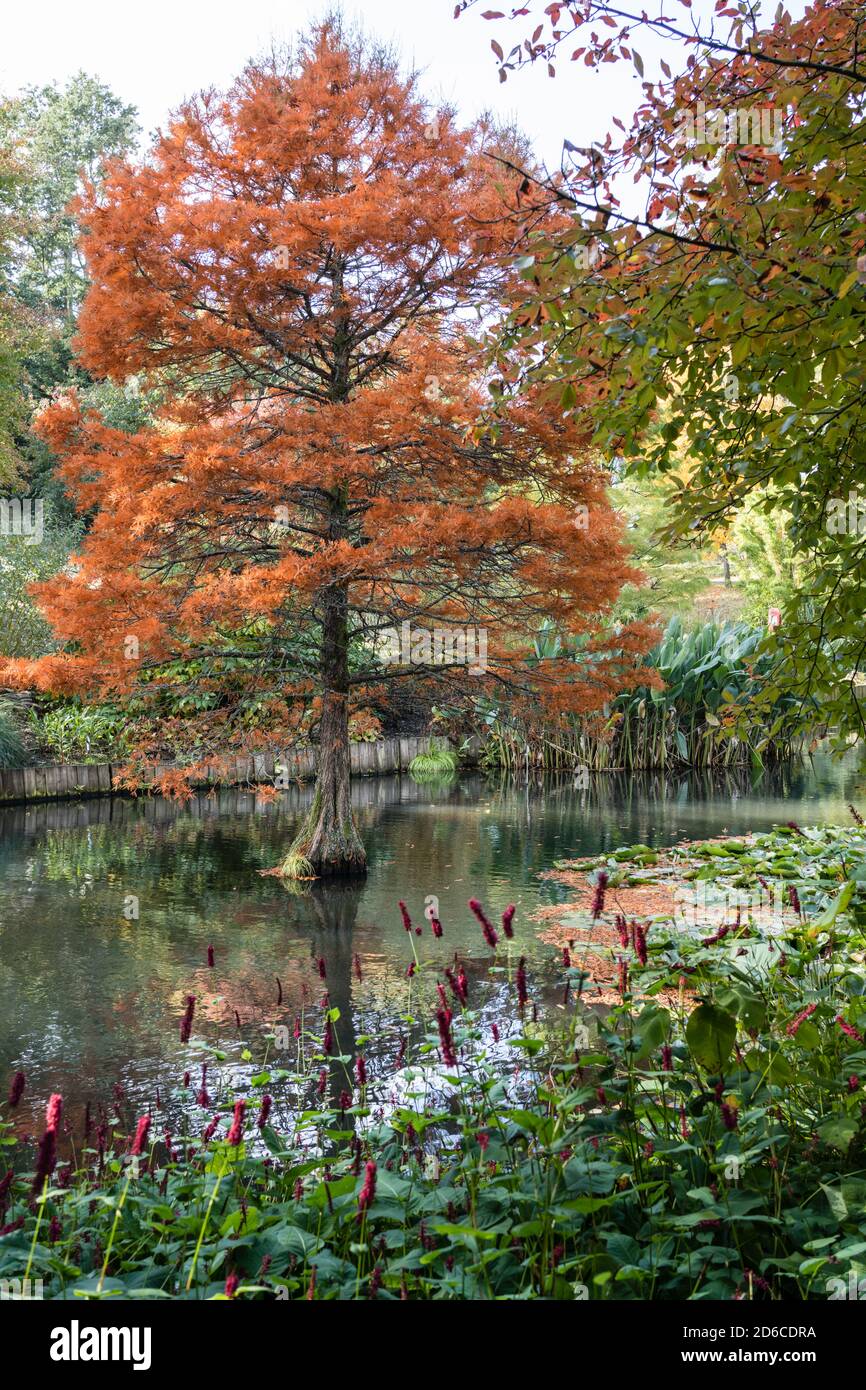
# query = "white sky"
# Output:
<box><xmin>1</xmin><ymin>0</ymin><xmax>810</xmax><ymax>178</ymax></box>
<box><xmin>0</xmin><ymin>0</ymin><xmax>689</xmax><ymax>170</ymax></box>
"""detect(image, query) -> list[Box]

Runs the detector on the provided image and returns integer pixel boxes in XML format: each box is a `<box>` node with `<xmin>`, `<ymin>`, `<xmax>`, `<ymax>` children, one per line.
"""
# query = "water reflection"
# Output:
<box><xmin>1</xmin><ymin>752</ymin><xmax>863</xmax><ymax>1134</ymax></box>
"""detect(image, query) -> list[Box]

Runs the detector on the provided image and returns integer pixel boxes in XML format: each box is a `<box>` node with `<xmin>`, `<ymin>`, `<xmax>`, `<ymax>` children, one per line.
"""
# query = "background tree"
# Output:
<box><xmin>0</xmin><ymin>73</ymin><xmax>138</xmax><ymax>343</ymax></box>
<box><xmin>729</xmin><ymin>494</ymin><xmax>802</xmax><ymax>628</ymax></box>
<box><xmin>0</xmin><ymin>75</ymin><xmax>139</xmax><ymax>523</ymax></box>
<box><xmin>461</xmin><ymin>0</ymin><xmax>866</xmax><ymax>738</ymax></box>
<box><xmin>610</xmin><ymin>467</ymin><xmax>731</xmax><ymax>626</ymax></box>
<box><xmin>0</xmin><ymin>118</ymin><xmax>29</xmax><ymax>485</ymax></box>
<box><xmin>0</xmin><ymin>79</ymin><xmax>139</xmax><ymax>650</ymax></box>
<box><xmin>1</xmin><ymin>23</ymin><xmax>653</xmax><ymax>876</ymax></box>
<box><xmin>0</xmin><ymin>520</ymin><xmax>81</xmax><ymax>658</ymax></box>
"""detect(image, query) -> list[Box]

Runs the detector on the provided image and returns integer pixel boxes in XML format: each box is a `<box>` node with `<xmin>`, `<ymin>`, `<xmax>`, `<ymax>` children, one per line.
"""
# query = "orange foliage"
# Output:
<box><xmin>2</xmin><ymin>23</ymin><xmax>654</xmax><ymax>754</ymax></box>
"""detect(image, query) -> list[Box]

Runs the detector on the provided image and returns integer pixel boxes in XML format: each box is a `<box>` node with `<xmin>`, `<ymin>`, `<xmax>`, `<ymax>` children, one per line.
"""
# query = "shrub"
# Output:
<box><xmin>30</xmin><ymin>703</ymin><xmax>128</xmax><ymax>763</ymax></box>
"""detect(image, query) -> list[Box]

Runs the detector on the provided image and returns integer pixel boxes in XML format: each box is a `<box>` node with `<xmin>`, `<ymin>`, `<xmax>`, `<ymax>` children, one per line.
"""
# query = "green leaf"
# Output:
<box><xmin>818</xmin><ymin>1117</ymin><xmax>859</xmax><ymax>1151</ymax></box>
<box><xmin>808</xmin><ymin>881</ymin><xmax>855</xmax><ymax>932</ymax></box>
<box><xmin>632</xmin><ymin>1004</ymin><xmax>670</xmax><ymax>1061</ymax></box>
<box><xmin>820</xmin><ymin>1184</ymin><xmax>848</xmax><ymax>1222</ymax></box>
<box><xmin>308</xmin><ymin>1175</ymin><xmax>356</xmax><ymax>1209</ymax></box>
<box><xmin>433</xmin><ymin>1223</ymin><xmax>498</xmax><ymax>1242</ymax></box>
<box><xmin>686</xmin><ymin>1002</ymin><xmax>736</xmax><ymax>1072</ymax></box>
<box><xmin>837</xmin><ymin>269</ymin><xmax>860</xmax><ymax>299</ymax></box>
<box><xmin>505</xmin><ymin>1109</ymin><xmax>545</xmax><ymax>1133</ymax></box>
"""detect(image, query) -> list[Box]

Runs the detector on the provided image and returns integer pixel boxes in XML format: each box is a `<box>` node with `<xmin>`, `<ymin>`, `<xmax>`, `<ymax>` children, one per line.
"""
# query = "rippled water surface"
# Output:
<box><xmin>2</xmin><ymin>753</ymin><xmax>863</xmax><ymax>1134</ymax></box>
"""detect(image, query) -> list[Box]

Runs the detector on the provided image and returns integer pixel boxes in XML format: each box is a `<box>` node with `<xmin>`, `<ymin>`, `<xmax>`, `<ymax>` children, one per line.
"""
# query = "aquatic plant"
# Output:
<box><xmin>279</xmin><ymin>849</ymin><xmax>315</xmax><ymax>882</ymax></box>
<box><xmin>479</xmin><ymin>618</ymin><xmax>805</xmax><ymax>772</ymax></box>
<box><xmin>408</xmin><ymin>745</ymin><xmax>459</xmax><ymax>781</ymax></box>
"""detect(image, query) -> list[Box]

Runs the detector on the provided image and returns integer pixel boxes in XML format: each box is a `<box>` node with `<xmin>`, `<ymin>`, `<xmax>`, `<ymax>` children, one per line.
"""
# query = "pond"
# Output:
<box><xmin>2</xmin><ymin>752</ymin><xmax>864</xmax><ymax>1140</ymax></box>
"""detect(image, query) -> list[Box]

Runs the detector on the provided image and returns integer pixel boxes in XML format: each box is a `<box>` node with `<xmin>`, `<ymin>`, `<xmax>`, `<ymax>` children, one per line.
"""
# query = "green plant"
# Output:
<box><xmin>0</xmin><ymin>702</ymin><xmax>25</xmax><ymax>768</ymax></box>
<box><xmin>0</xmin><ymin>515</ymin><xmax>82</xmax><ymax>658</ymax></box>
<box><xmin>479</xmin><ymin>617</ymin><xmax>805</xmax><ymax>772</ymax></box>
<box><xmin>279</xmin><ymin>848</ymin><xmax>315</xmax><ymax>881</ymax></box>
<box><xmin>31</xmin><ymin>703</ymin><xmax>128</xmax><ymax>763</ymax></box>
<box><xmin>602</xmin><ymin>616</ymin><xmax>804</xmax><ymax>770</ymax></box>
<box><xmin>408</xmin><ymin>745</ymin><xmax>458</xmax><ymax>781</ymax></box>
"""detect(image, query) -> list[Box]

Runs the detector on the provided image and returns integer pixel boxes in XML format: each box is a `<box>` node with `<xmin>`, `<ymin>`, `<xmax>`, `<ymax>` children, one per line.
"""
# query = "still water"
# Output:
<box><xmin>1</xmin><ymin>754</ymin><xmax>863</xmax><ymax>1136</ymax></box>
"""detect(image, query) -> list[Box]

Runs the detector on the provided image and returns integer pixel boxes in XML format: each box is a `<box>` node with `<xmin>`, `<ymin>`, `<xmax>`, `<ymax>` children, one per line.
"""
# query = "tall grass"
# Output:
<box><xmin>0</xmin><ymin>704</ymin><xmax>25</xmax><ymax>769</ymax></box>
<box><xmin>409</xmin><ymin>746</ymin><xmax>458</xmax><ymax>781</ymax></box>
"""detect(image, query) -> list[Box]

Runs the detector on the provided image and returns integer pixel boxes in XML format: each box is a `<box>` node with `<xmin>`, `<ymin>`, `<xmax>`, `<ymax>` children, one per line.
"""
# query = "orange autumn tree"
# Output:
<box><xmin>6</xmin><ymin>24</ymin><xmax>653</xmax><ymax>876</ymax></box>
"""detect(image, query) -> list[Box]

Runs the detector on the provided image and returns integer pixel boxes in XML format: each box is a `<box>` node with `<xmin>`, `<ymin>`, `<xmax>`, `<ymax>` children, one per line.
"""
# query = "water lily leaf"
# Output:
<box><xmin>808</xmin><ymin>881</ymin><xmax>855</xmax><ymax>933</ymax></box>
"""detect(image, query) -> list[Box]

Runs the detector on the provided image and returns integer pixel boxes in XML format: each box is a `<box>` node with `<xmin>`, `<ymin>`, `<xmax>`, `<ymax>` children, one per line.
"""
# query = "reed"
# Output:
<box><xmin>480</xmin><ymin>618</ymin><xmax>804</xmax><ymax>772</ymax></box>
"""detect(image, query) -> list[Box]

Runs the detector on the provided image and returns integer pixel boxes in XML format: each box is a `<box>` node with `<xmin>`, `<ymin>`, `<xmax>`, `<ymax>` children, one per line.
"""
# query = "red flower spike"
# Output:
<box><xmin>469</xmin><ymin>898</ymin><xmax>498</xmax><ymax>948</ymax></box>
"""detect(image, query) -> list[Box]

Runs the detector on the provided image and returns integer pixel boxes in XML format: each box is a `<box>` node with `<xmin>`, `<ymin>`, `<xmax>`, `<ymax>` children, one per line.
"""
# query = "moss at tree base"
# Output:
<box><xmin>279</xmin><ymin>785</ymin><xmax>368</xmax><ymax>879</ymax></box>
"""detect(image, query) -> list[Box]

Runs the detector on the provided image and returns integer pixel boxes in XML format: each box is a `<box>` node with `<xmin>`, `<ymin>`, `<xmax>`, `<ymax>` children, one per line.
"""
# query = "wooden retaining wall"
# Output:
<box><xmin>0</xmin><ymin>734</ymin><xmax>463</xmax><ymax>807</ymax></box>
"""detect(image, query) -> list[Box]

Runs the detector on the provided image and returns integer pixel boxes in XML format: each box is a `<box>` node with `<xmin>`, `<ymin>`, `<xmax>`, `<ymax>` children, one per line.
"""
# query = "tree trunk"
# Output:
<box><xmin>281</xmin><ymin>252</ymin><xmax>366</xmax><ymax>879</ymax></box>
<box><xmin>721</xmin><ymin>544</ymin><xmax>732</xmax><ymax>587</ymax></box>
<box><xmin>281</xmin><ymin>580</ymin><xmax>367</xmax><ymax>878</ymax></box>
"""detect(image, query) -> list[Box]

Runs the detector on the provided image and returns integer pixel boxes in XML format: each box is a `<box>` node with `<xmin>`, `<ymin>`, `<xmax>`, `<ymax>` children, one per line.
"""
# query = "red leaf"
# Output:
<box><xmin>481</xmin><ymin>9</ymin><xmax>505</xmax><ymax>16</ymax></box>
